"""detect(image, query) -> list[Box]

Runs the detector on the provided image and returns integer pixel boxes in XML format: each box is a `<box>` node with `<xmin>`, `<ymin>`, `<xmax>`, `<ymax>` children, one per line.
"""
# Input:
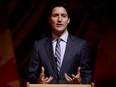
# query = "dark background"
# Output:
<box><xmin>0</xmin><ymin>0</ymin><xmax>116</xmax><ymax>87</ymax></box>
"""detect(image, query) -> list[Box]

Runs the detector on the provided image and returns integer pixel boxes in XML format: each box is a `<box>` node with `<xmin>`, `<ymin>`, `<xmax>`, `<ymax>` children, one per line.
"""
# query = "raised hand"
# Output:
<box><xmin>37</xmin><ymin>67</ymin><xmax>53</xmax><ymax>84</ymax></box>
<box><xmin>64</xmin><ymin>67</ymin><xmax>81</xmax><ymax>84</ymax></box>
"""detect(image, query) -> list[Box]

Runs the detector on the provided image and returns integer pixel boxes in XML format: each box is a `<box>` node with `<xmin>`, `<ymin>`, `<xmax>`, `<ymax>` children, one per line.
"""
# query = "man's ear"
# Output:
<box><xmin>68</xmin><ymin>18</ymin><xmax>70</xmax><ymax>24</ymax></box>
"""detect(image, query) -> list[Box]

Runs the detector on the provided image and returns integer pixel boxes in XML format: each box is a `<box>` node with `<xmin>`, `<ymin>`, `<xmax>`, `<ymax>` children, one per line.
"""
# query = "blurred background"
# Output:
<box><xmin>0</xmin><ymin>0</ymin><xmax>116</xmax><ymax>87</ymax></box>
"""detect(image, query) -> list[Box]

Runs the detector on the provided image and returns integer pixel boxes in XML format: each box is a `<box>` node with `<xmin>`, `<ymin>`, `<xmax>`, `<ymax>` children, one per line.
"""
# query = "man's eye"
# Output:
<box><xmin>62</xmin><ymin>14</ymin><xmax>67</xmax><ymax>17</ymax></box>
<box><xmin>52</xmin><ymin>14</ymin><xmax>58</xmax><ymax>17</ymax></box>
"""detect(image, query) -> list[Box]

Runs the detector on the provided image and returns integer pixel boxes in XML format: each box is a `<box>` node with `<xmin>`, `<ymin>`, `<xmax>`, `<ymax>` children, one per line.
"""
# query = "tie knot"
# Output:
<box><xmin>57</xmin><ymin>38</ymin><xmax>61</xmax><ymax>43</ymax></box>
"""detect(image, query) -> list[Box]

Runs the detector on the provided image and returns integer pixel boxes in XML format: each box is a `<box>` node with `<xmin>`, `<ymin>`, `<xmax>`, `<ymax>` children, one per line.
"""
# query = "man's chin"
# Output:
<box><xmin>57</xmin><ymin>29</ymin><xmax>67</xmax><ymax>34</ymax></box>
<box><xmin>56</xmin><ymin>28</ymin><xmax>65</xmax><ymax>31</ymax></box>
<box><xmin>57</xmin><ymin>29</ymin><xmax>65</xmax><ymax>32</ymax></box>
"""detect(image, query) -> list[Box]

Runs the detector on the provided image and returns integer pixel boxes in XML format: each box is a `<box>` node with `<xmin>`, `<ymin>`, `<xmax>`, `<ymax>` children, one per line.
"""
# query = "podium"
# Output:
<box><xmin>27</xmin><ymin>82</ymin><xmax>95</xmax><ymax>87</ymax></box>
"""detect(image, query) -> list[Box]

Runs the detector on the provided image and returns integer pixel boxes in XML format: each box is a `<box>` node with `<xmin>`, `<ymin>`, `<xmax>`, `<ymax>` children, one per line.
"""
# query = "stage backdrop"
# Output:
<box><xmin>0</xmin><ymin>0</ymin><xmax>116</xmax><ymax>87</ymax></box>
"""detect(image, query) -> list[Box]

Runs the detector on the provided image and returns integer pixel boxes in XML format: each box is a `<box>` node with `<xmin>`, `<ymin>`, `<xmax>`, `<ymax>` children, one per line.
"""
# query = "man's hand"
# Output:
<box><xmin>64</xmin><ymin>67</ymin><xmax>81</xmax><ymax>84</ymax></box>
<box><xmin>37</xmin><ymin>67</ymin><xmax>53</xmax><ymax>84</ymax></box>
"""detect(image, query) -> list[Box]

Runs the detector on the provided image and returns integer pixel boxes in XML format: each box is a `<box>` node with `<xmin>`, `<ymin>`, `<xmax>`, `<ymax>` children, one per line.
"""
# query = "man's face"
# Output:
<box><xmin>49</xmin><ymin>7</ymin><xmax>70</xmax><ymax>34</ymax></box>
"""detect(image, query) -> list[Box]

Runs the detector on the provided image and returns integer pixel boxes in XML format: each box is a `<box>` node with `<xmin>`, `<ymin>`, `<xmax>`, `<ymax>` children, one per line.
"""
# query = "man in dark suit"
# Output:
<box><xmin>27</xmin><ymin>1</ymin><xmax>92</xmax><ymax>84</ymax></box>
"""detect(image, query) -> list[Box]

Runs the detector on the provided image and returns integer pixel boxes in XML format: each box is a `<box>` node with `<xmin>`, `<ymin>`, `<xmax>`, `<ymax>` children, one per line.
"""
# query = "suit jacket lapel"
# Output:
<box><xmin>59</xmin><ymin>35</ymin><xmax>73</xmax><ymax>75</ymax></box>
<box><xmin>44</xmin><ymin>38</ymin><xmax>58</xmax><ymax>74</ymax></box>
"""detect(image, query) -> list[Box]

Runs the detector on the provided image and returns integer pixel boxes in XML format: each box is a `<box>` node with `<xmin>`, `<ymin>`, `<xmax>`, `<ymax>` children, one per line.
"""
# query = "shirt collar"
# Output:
<box><xmin>52</xmin><ymin>30</ymin><xmax>69</xmax><ymax>43</ymax></box>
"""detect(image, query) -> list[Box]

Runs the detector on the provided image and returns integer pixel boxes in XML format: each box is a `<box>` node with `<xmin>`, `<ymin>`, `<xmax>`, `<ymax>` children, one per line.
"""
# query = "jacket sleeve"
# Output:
<box><xmin>26</xmin><ymin>40</ymin><xmax>41</xmax><ymax>83</ymax></box>
<box><xmin>80</xmin><ymin>40</ymin><xmax>92</xmax><ymax>84</ymax></box>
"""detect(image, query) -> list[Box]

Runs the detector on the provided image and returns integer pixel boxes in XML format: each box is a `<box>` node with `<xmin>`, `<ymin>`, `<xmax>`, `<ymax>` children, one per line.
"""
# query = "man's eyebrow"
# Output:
<box><xmin>52</xmin><ymin>13</ymin><xmax>67</xmax><ymax>14</ymax></box>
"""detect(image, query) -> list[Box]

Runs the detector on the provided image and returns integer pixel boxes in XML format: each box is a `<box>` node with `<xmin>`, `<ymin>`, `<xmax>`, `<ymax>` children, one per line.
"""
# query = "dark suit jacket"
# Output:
<box><xmin>26</xmin><ymin>34</ymin><xmax>92</xmax><ymax>84</ymax></box>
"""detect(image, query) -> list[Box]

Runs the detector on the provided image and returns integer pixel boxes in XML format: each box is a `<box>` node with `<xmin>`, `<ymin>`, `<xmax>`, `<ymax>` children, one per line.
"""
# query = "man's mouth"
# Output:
<box><xmin>56</xmin><ymin>24</ymin><xmax>63</xmax><ymax>27</ymax></box>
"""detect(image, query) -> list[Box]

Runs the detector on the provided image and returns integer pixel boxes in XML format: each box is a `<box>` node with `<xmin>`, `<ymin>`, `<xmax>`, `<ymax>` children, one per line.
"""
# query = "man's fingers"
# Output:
<box><xmin>43</xmin><ymin>76</ymin><xmax>53</xmax><ymax>84</ymax></box>
<box><xmin>40</xmin><ymin>74</ymin><xmax>45</xmax><ymax>78</ymax></box>
<box><xmin>46</xmin><ymin>76</ymin><xmax>53</xmax><ymax>83</ymax></box>
<box><xmin>38</xmin><ymin>67</ymin><xmax>53</xmax><ymax>84</ymax></box>
<box><xmin>77</xmin><ymin>67</ymin><xmax>81</xmax><ymax>76</ymax></box>
<box><xmin>72</xmin><ymin>74</ymin><xmax>76</xmax><ymax>79</ymax></box>
<box><xmin>40</xmin><ymin>67</ymin><xmax>45</xmax><ymax>79</ymax></box>
<box><xmin>39</xmin><ymin>67</ymin><xmax>45</xmax><ymax>77</ymax></box>
<box><xmin>64</xmin><ymin>73</ymin><xmax>70</xmax><ymax>81</ymax></box>
<box><xmin>44</xmin><ymin>77</ymin><xmax>49</xmax><ymax>81</ymax></box>
<box><xmin>64</xmin><ymin>68</ymin><xmax>81</xmax><ymax>84</ymax></box>
<box><xmin>64</xmin><ymin>73</ymin><xmax>72</xmax><ymax>81</ymax></box>
<box><xmin>38</xmin><ymin>67</ymin><xmax>45</xmax><ymax>82</ymax></box>
<box><xmin>41</xmin><ymin>67</ymin><xmax>45</xmax><ymax>74</ymax></box>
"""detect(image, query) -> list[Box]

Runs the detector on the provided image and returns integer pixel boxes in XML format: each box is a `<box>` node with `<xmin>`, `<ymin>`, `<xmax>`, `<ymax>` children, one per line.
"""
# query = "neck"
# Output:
<box><xmin>52</xmin><ymin>29</ymin><xmax>67</xmax><ymax>38</ymax></box>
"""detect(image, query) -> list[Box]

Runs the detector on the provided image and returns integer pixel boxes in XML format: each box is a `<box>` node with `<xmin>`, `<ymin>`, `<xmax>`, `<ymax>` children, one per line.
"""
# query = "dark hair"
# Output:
<box><xmin>48</xmin><ymin>1</ymin><xmax>70</xmax><ymax>18</ymax></box>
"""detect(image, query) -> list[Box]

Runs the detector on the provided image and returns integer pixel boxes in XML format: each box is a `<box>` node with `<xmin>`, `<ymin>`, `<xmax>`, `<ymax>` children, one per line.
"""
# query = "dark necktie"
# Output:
<box><xmin>55</xmin><ymin>38</ymin><xmax>61</xmax><ymax>74</ymax></box>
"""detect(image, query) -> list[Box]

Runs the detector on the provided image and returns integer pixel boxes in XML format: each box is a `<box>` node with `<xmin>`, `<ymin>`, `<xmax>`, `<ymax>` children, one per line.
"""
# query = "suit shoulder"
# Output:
<box><xmin>70</xmin><ymin>34</ymin><xmax>86</xmax><ymax>43</ymax></box>
<box><xmin>34</xmin><ymin>37</ymin><xmax>50</xmax><ymax>44</ymax></box>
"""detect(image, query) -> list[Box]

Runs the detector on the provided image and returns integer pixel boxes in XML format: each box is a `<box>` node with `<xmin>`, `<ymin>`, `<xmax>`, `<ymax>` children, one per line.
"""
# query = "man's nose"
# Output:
<box><xmin>57</xmin><ymin>16</ymin><xmax>62</xmax><ymax>22</ymax></box>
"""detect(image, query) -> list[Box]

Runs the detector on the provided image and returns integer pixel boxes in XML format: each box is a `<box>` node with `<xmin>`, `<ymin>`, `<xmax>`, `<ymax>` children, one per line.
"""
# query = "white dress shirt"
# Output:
<box><xmin>52</xmin><ymin>30</ymin><xmax>69</xmax><ymax>67</ymax></box>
